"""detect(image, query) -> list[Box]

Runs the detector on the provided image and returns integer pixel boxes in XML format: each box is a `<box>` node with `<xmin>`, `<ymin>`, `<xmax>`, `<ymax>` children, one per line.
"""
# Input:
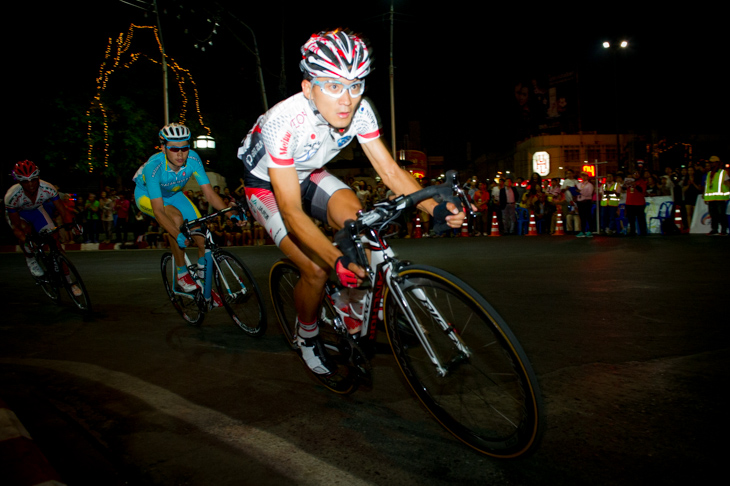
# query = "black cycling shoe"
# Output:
<box><xmin>296</xmin><ymin>334</ymin><xmax>337</xmax><ymax>376</ymax></box>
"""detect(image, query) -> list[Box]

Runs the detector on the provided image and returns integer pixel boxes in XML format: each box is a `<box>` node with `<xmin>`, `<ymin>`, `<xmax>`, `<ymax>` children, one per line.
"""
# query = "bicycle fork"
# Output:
<box><xmin>212</xmin><ymin>254</ymin><xmax>249</xmax><ymax>304</ymax></box>
<box><xmin>386</xmin><ymin>275</ymin><xmax>471</xmax><ymax>377</ymax></box>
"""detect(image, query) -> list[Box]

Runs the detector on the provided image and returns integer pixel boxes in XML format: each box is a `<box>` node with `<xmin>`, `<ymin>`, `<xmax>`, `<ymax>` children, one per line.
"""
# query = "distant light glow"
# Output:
<box><xmin>194</xmin><ymin>135</ymin><xmax>216</xmax><ymax>149</ymax></box>
<box><xmin>603</xmin><ymin>41</ymin><xmax>610</xmax><ymax>48</ymax></box>
<box><xmin>620</xmin><ymin>40</ymin><xmax>628</xmax><ymax>48</ymax></box>
<box><xmin>533</xmin><ymin>151</ymin><xmax>550</xmax><ymax>177</ymax></box>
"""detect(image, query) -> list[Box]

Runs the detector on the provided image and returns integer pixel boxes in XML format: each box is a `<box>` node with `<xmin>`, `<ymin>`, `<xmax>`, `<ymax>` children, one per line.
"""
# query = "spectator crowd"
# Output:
<box><xmin>14</xmin><ymin>156</ymin><xmax>727</xmax><ymax>249</ymax></box>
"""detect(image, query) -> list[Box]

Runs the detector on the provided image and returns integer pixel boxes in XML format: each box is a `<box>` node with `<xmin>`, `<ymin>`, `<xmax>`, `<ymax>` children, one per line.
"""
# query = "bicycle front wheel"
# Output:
<box><xmin>383</xmin><ymin>265</ymin><xmax>544</xmax><ymax>459</ymax></box>
<box><xmin>214</xmin><ymin>250</ymin><xmax>266</xmax><ymax>337</ymax></box>
<box><xmin>161</xmin><ymin>252</ymin><xmax>205</xmax><ymax>326</ymax></box>
<box><xmin>269</xmin><ymin>259</ymin><xmax>358</xmax><ymax>394</ymax></box>
<box><xmin>57</xmin><ymin>254</ymin><xmax>92</xmax><ymax>313</ymax></box>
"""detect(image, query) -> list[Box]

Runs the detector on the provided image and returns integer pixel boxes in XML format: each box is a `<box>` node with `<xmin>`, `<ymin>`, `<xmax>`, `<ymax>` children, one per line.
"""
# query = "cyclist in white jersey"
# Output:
<box><xmin>238</xmin><ymin>30</ymin><xmax>466</xmax><ymax>375</ymax></box>
<box><xmin>4</xmin><ymin>160</ymin><xmax>76</xmax><ymax>279</ymax></box>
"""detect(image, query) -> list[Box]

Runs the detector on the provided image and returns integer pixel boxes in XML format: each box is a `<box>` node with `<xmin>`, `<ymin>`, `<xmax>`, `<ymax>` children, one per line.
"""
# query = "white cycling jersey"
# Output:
<box><xmin>4</xmin><ymin>180</ymin><xmax>59</xmax><ymax>213</ymax></box>
<box><xmin>237</xmin><ymin>93</ymin><xmax>380</xmax><ymax>185</ymax></box>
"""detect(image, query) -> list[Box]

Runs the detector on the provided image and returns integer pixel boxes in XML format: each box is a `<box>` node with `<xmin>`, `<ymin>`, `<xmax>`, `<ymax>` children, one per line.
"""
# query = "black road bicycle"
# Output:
<box><xmin>28</xmin><ymin>224</ymin><xmax>91</xmax><ymax>313</ymax></box>
<box><xmin>269</xmin><ymin>171</ymin><xmax>544</xmax><ymax>459</ymax></box>
<box><xmin>160</xmin><ymin>204</ymin><xmax>266</xmax><ymax>337</ymax></box>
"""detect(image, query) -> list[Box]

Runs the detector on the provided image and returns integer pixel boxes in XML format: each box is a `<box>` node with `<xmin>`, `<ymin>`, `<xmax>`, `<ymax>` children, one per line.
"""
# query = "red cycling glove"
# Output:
<box><xmin>335</xmin><ymin>256</ymin><xmax>359</xmax><ymax>288</ymax></box>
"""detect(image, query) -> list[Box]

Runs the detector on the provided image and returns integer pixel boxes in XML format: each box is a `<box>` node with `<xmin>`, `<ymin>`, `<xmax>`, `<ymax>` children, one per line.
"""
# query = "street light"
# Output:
<box><xmin>602</xmin><ymin>40</ymin><xmax>629</xmax><ymax>49</ymax></box>
<box><xmin>194</xmin><ymin>134</ymin><xmax>216</xmax><ymax>150</ymax></box>
<box><xmin>602</xmin><ymin>40</ymin><xmax>629</xmax><ymax>171</ymax></box>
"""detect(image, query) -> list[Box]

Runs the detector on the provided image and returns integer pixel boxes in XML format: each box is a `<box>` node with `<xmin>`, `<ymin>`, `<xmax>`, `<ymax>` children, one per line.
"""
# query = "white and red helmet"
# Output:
<box><xmin>13</xmin><ymin>160</ymin><xmax>40</xmax><ymax>181</ymax></box>
<box><xmin>300</xmin><ymin>29</ymin><xmax>372</xmax><ymax>81</ymax></box>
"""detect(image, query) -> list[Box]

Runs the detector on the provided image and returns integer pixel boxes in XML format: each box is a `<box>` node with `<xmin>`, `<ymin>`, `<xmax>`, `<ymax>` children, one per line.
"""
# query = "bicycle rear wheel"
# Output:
<box><xmin>269</xmin><ymin>259</ymin><xmax>358</xmax><ymax>394</ymax></box>
<box><xmin>57</xmin><ymin>254</ymin><xmax>92</xmax><ymax>312</ymax></box>
<box><xmin>161</xmin><ymin>252</ymin><xmax>205</xmax><ymax>326</ymax></box>
<box><xmin>214</xmin><ymin>250</ymin><xmax>266</xmax><ymax>337</ymax></box>
<box><xmin>384</xmin><ymin>265</ymin><xmax>543</xmax><ymax>459</ymax></box>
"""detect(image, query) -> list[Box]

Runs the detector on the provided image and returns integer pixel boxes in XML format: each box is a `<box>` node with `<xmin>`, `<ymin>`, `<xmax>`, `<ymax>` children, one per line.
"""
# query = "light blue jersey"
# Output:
<box><xmin>133</xmin><ymin>150</ymin><xmax>210</xmax><ymax>223</ymax></box>
<box><xmin>133</xmin><ymin>150</ymin><xmax>210</xmax><ymax>200</ymax></box>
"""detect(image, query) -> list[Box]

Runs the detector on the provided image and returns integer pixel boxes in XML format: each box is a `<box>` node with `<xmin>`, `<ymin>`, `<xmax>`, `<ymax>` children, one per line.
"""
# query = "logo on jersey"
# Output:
<box><xmin>295</xmin><ymin>139</ymin><xmax>323</xmax><ymax>163</ymax></box>
<box><xmin>279</xmin><ymin>131</ymin><xmax>292</xmax><ymax>157</ymax></box>
<box><xmin>238</xmin><ymin>132</ymin><xmax>265</xmax><ymax>170</ymax></box>
<box><xmin>249</xmin><ymin>195</ymin><xmax>269</xmax><ymax>222</ymax></box>
<box><xmin>337</xmin><ymin>136</ymin><xmax>353</xmax><ymax>148</ymax></box>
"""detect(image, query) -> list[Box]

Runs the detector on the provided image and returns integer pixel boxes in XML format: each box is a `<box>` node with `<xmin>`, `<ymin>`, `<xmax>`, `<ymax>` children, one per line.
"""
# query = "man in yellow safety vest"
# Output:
<box><xmin>600</xmin><ymin>173</ymin><xmax>622</xmax><ymax>235</ymax></box>
<box><xmin>703</xmin><ymin>155</ymin><xmax>729</xmax><ymax>236</ymax></box>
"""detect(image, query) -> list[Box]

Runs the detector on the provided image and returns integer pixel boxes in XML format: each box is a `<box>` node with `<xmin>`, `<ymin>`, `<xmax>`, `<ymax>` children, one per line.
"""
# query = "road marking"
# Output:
<box><xmin>2</xmin><ymin>358</ymin><xmax>371</xmax><ymax>486</ymax></box>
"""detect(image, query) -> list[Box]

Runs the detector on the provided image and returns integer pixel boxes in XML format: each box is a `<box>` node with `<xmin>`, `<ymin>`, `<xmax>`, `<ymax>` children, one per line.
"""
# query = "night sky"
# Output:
<box><xmin>6</xmin><ymin>1</ymin><xmax>727</xmax><ymax>187</ymax></box>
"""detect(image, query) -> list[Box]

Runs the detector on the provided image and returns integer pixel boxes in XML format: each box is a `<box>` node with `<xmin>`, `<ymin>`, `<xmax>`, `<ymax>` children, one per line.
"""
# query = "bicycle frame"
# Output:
<box><xmin>325</xmin><ymin>170</ymin><xmax>478</xmax><ymax>374</ymax></box>
<box><xmin>170</xmin><ymin>207</ymin><xmax>251</xmax><ymax>307</ymax></box>
<box><xmin>32</xmin><ymin>228</ymin><xmax>66</xmax><ymax>282</ymax></box>
<box><xmin>330</xmin><ymin>222</ymin><xmax>471</xmax><ymax>378</ymax></box>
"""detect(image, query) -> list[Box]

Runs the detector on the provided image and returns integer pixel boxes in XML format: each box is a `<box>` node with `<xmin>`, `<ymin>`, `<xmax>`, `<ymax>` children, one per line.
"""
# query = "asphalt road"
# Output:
<box><xmin>1</xmin><ymin>235</ymin><xmax>728</xmax><ymax>485</ymax></box>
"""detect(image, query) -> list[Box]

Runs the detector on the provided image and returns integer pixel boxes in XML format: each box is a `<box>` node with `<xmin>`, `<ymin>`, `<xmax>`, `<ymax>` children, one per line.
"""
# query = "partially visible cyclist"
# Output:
<box><xmin>4</xmin><ymin>160</ymin><xmax>79</xmax><ymax>286</ymax></box>
<box><xmin>133</xmin><ymin>123</ymin><xmax>233</xmax><ymax>304</ymax></box>
<box><xmin>238</xmin><ymin>29</ymin><xmax>466</xmax><ymax>376</ymax></box>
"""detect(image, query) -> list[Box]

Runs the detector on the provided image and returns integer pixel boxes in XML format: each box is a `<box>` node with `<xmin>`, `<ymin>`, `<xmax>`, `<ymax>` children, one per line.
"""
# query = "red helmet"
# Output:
<box><xmin>13</xmin><ymin>160</ymin><xmax>40</xmax><ymax>181</ymax></box>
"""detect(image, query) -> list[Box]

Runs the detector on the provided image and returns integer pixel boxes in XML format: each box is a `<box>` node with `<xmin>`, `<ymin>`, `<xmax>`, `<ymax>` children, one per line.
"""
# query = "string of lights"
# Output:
<box><xmin>86</xmin><ymin>23</ymin><xmax>211</xmax><ymax>173</ymax></box>
<box><xmin>650</xmin><ymin>140</ymin><xmax>693</xmax><ymax>165</ymax></box>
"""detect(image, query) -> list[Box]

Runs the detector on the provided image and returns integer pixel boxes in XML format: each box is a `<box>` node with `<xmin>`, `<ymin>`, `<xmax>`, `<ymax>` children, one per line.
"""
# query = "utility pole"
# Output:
<box><xmin>389</xmin><ymin>2</ymin><xmax>396</xmax><ymax>161</ymax></box>
<box><xmin>153</xmin><ymin>0</ymin><xmax>169</xmax><ymax>125</ymax></box>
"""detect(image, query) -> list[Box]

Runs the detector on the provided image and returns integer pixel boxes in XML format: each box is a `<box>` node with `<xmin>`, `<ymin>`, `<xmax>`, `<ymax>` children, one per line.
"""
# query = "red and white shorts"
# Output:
<box><xmin>244</xmin><ymin>168</ymin><xmax>351</xmax><ymax>246</ymax></box>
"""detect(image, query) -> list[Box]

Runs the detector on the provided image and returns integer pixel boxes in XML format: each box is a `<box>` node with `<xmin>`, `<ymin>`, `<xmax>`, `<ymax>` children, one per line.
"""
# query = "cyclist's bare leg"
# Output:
<box><xmin>276</xmin><ymin>189</ymin><xmax>361</xmax><ymax>327</ymax></box>
<box><xmin>163</xmin><ymin>205</ymin><xmax>206</xmax><ymax>266</ymax></box>
<box><xmin>15</xmin><ymin>219</ymin><xmax>34</xmax><ymax>255</ymax></box>
<box><xmin>325</xmin><ymin>189</ymin><xmax>364</xmax><ymax>230</ymax></box>
<box><xmin>163</xmin><ymin>205</ymin><xmax>187</xmax><ymax>267</ymax></box>
<box><xmin>279</xmin><ymin>234</ymin><xmax>328</xmax><ymax>324</ymax></box>
<box><xmin>326</xmin><ymin>189</ymin><xmax>371</xmax><ymax>273</ymax></box>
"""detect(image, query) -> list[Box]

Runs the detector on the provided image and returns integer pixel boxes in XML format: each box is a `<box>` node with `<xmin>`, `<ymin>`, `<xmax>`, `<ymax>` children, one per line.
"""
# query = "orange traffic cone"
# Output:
<box><xmin>553</xmin><ymin>207</ymin><xmax>565</xmax><ymax>236</ymax></box>
<box><xmin>489</xmin><ymin>213</ymin><xmax>501</xmax><ymax>236</ymax></box>
<box><xmin>673</xmin><ymin>205</ymin><xmax>684</xmax><ymax>233</ymax></box>
<box><xmin>526</xmin><ymin>210</ymin><xmax>538</xmax><ymax>236</ymax></box>
<box><xmin>414</xmin><ymin>213</ymin><xmax>422</xmax><ymax>238</ymax></box>
<box><xmin>460</xmin><ymin>218</ymin><xmax>470</xmax><ymax>237</ymax></box>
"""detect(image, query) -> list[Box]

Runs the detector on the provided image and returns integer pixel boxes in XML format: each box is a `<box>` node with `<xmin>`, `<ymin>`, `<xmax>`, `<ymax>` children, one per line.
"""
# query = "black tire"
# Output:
<box><xmin>268</xmin><ymin>259</ymin><xmax>358</xmax><ymax>394</ymax></box>
<box><xmin>161</xmin><ymin>252</ymin><xmax>205</xmax><ymax>326</ymax></box>
<box><xmin>57</xmin><ymin>254</ymin><xmax>92</xmax><ymax>313</ymax></box>
<box><xmin>383</xmin><ymin>265</ymin><xmax>544</xmax><ymax>459</ymax></box>
<box><xmin>214</xmin><ymin>250</ymin><xmax>267</xmax><ymax>337</ymax></box>
<box><xmin>35</xmin><ymin>252</ymin><xmax>61</xmax><ymax>304</ymax></box>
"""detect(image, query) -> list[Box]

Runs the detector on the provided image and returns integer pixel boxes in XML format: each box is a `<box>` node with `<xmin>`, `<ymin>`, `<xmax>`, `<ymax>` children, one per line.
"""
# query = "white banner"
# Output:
<box><xmin>690</xmin><ymin>195</ymin><xmax>712</xmax><ymax>234</ymax></box>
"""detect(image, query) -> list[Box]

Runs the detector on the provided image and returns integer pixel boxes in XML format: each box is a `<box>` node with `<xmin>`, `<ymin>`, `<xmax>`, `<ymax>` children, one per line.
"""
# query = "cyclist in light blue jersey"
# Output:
<box><xmin>134</xmin><ymin>123</ymin><xmax>231</xmax><ymax>296</ymax></box>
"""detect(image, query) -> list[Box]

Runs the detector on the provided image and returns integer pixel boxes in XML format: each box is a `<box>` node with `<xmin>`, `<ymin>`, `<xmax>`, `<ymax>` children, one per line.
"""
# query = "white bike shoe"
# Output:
<box><xmin>296</xmin><ymin>334</ymin><xmax>337</xmax><ymax>376</ymax></box>
<box><xmin>177</xmin><ymin>272</ymin><xmax>199</xmax><ymax>293</ymax></box>
<box><xmin>27</xmin><ymin>257</ymin><xmax>44</xmax><ymax>277</ymax></box>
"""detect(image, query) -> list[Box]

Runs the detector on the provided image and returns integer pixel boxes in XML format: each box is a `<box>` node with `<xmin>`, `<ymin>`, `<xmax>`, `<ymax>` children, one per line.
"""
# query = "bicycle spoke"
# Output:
<box><xmin>385</xmin><ymin>266</ymin><xmax>543</xmax><ymax>458</ymax></box>
<box><xmin>161</xmin><ymin>252</ymin><xmax>205</xmax><ymax>326</ymax></box>
<box><xmin>215</xmin><ymin>251</ymin><xmax>266</xmax><ymax>337</ymax></box>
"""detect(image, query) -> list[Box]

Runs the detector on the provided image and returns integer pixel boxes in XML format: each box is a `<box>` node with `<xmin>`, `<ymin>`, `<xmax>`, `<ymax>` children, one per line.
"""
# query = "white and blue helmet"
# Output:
<box><xmin>159</xmin><ymin>123</ymin><xmax>191</xmax><ymax>143</ymax></box>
